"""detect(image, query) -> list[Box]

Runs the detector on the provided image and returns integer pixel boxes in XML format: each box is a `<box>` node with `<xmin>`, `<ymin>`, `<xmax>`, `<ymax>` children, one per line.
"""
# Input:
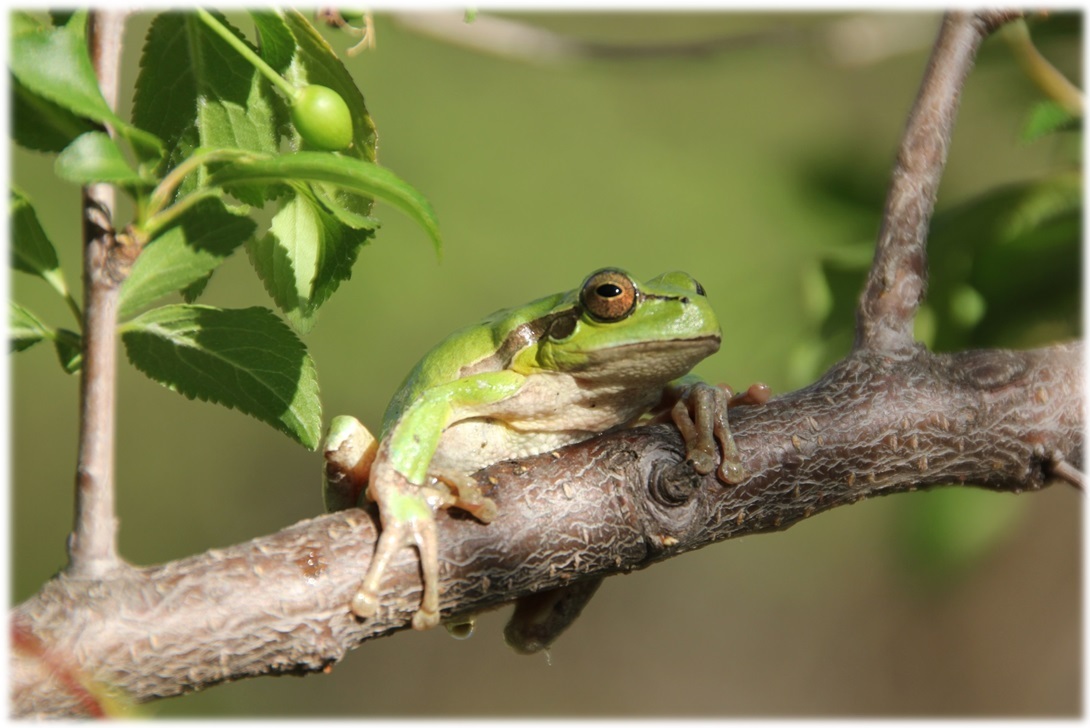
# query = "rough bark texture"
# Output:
<box><xmin>10</xmin><ymin>9</ymin><xmax>1082</xmax><ymax>718</ymax></box>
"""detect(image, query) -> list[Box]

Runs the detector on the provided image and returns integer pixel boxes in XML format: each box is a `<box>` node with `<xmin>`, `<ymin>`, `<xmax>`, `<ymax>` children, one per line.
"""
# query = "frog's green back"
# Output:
<box><xmin>379</xmin><ymin>290</ymin><xmax>572</xmax><ymax>436</ymax></box>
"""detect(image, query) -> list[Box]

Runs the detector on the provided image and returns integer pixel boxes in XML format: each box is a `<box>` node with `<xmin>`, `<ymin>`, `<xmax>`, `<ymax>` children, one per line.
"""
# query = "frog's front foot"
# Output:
<box><xmin>671</xmin><ymin>382</ymin><xmax>766</xmax><ymax>485</ymax></box>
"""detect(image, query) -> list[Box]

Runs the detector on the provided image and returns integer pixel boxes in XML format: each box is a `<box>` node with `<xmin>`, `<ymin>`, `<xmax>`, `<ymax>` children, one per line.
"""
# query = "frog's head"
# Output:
<box><xmin>521</xmin><ymin>268</ymin><xmax>722</xmax><ymax>384</ymax></box>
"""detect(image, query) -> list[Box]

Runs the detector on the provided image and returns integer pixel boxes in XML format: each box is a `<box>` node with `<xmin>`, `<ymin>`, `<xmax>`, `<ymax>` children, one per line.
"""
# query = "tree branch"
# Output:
<box><xmin>10</xmin><ymin>341</ymin><xmax>1083</xmax><ymax>715</ymax></box>
<box><xmin>11</xmin><ymin>9</ymin><xmax>1080</xmax><ymax>718</ymax></box>
<box><xmin>68</xmin><ymin>9</ymin><xmax>132</xmax><ymax>579</ymax></box>
<box><xmin>853</xmin><ymin>11</ymin><xmax>1020</xmax><ymax>354</ymax></box>
<box><xmin>387</xmin><ymin>12</ymin><xmax>940</xmax><ymax>69</ymax></box>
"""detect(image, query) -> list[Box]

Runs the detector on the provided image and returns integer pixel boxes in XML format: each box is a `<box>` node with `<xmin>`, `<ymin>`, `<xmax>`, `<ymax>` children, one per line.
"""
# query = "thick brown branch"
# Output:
<box><xmin>11</xmin><ymin>342</ymin><xmax>1081</xmax><ymax>717</ymax></box>
<box><xmin>854</xmin><ymin>11</ymin><xmax>1020</xmax><ymax>354</ymax></box>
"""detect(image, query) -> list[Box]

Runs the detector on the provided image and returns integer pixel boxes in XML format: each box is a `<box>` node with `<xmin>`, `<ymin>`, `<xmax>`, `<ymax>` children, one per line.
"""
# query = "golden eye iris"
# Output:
<box><xmin>580</xmin><ymin>269</ymin><xmax>638</xmax><ymax>322</ymax></box>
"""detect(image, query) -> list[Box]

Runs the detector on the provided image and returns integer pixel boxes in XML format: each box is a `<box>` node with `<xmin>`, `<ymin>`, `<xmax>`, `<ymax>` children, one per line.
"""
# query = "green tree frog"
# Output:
<box><xmin>324</xmin><ymin>268</ymin><xmax>751</xmax><ymax>634</ymax></box>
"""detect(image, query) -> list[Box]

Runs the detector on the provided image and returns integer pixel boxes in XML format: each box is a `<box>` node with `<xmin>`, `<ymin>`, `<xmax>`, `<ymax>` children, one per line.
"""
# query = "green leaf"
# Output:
<box><xmin>997</xmin><ymin>171</ymin><xmax>1081</xmax><ymax>246</ymax></box>
<box><xmin>55</xmin><ymin>131</ymin><xmax>151</xmax><ymax>186</ymax></box>
<box><xmin>9</xmin><ymin>303</ymin><xmax>83</xmax><ymax>373</ymax></box>
<box><xmin>10</xmin><ymin>10</ymin><xmax>118</xmax><ymax>129</ymax></box>
<box><xmin>54</xmin><ymin>328</ymin><xmax>83</xmax><ymax>373</ymax></box>
<box><xmin>10</xmin><ymin>188</ymin><xmax>73</xmax><ymax>300</ymax></box>
<box><xmin>10</xmin><ymin>10</ymin><xmax>161</xmax><ymax>160</ymax></box>
<box><xmin>246</xmin><ymin>189</ymin><xmax>372</xmax><ymax>333</ymax></box>
<box><xmin>119</xmin><ymin>197</ymin><xmax>256</xmax><ymax>320</ymax></box>
<box><xmin>1021</xmin><ymin>99</ymin><xmax>1080</xmax><ymax>143</ymax></box>
<box><xmin>211</xmin><ymin>153</ymin><xmax>441</xmax><ymax>251</ymax></box>
<box><xmin>11</xmin><ymin>75</ymin><xmax>100</xmax><ymax>153</ymax></box>
<box><xmin>48</xmin><ymin>11</ymin><xmax>76</xmax><ymax>29</ymax></box>
<box><xmin>122</xmin><ymin>304</ymin><xmax>322</xmax><ymax>449</ymax></box>
<box><xmin>132</xmin><ymin>11</ymin><xmax>279</xmax><ymax>186</ymax></box>
<box><xmin>10</xmin><ymin>10</ymin><xmax>43</xmax><ymax>36</ymax></box>
<box><xmin>181</xmin><ymin>272</ymin><xmax>214</xmax><ymax>303</ymax></box>
<box><xmin>10</xmin><ymin>301</ymin><xmax>49</xmax><ymax>353</ymax></box>
<box><xmin>312</xmin><ymin>183</ymin><xmax>381</xmax><ymax>231</ymax></box>
<box><xmin>249</xmin><ymin>11</ymin><xmax>297</xmax><ymax>73</ymax></box>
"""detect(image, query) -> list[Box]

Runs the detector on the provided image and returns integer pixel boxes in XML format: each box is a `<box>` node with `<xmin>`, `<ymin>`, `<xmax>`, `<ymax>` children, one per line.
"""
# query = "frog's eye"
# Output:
<box><xmin>580</xmin><ymin>269</ymin><xmax>638</xmax><ymax>322</ymax></box>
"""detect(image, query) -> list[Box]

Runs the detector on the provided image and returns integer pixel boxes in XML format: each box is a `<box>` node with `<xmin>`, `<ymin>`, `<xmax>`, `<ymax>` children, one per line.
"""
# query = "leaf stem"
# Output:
<box><xmin>143</xmin><ymin>147</ymin><xmax>260</xmax><ymax>228</ymax></box>
<box><xmin>63</xmin><ymin>290</ymin><xmax>84</xmax><ymax>326</ymax></box>
<box><xmin>142</xmin><ymin>188</ymin><xmax>224</xmax><ymax>239</ymax></box>
<box><xmin>38</xmin><ymin>270</ymin><xmax>85</xmax><ymax>327</ymax></box>
<box><xmin>1001</xmin><ymin>18</ymin><xmax>1083</xmax><ymax>116</ymax></box>
<box><xmin>196</xmin><ymin>9</ymin><xmax>297</xmax><ymax>99</ymax></box>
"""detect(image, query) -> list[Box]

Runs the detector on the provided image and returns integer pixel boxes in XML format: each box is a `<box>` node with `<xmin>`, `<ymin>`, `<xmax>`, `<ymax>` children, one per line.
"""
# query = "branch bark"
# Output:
<box><xmin>10</xmin><ymin>9</ymin><xmax>1081</xmax><ymax>718</ymax></box>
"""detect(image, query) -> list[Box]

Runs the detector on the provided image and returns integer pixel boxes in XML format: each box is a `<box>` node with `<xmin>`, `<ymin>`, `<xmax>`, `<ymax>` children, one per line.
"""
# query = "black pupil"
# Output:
<box><xmin>596</xmin><ymin>283</ymin><xmax>622</xmax><ymax>298</ymax></box>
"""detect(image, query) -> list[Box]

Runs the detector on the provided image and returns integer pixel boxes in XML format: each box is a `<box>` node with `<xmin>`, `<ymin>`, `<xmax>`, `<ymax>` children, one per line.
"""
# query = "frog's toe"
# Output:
<box><xmin>718</xmin><ymin>457</ymin><xmax>746</xmax><ymax>485</ymax></box>
<box><xmin>412</xmin><ymin>607</ymin><xmax>440</xmax><ymax>631</ymax></box>
<box><xmin>350</xmin><ymin>588</ymin><xmax>380</xmax><ymax>618</ymax></box>
<box><xmin>468</xmin><ymin>495</ymin><xmax>498</xmax><ymax>524</ymax></box>
<box><xmin>686</xmin><ymin>448</ymin><xmax>718</xmax><ymax>476</ymax></box>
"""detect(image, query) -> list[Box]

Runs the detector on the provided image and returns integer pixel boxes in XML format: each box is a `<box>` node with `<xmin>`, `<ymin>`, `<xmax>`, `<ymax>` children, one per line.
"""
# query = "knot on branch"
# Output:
<box><xmin>648</xmin><ymin>457</ymin><xmax>703</xmax><ymax>507</ymax></box>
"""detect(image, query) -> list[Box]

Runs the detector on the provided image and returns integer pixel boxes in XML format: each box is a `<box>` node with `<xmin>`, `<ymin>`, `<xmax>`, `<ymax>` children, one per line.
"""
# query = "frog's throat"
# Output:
<box><xmin>568</xmin><ymin>334</ymin><xmax>721</xmax><ymax>378</ymax></box>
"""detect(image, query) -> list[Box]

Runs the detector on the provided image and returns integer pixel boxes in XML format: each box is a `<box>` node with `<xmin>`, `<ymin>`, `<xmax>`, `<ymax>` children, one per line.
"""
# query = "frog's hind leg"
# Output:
<box><xmin>504</xmin><ymin>576</ymin><xmax>605</xmax><ymax>655</ymax></box>
<box><xmin>351</xmin><ymin>512</ymin><xmax>443</xmax><ymax>630</ymax></box>
<box><xmin>351</xmin><ymin>519</ymin><xmax>404</xmax><ymax>619</ymax></box>
<box><xmin>410</xmin><ymin>516</ymin><xmax>441</xmax><ymax>630</ymax></box>
<box><xmin>351</xmin><ymin>472</ymin><xmax>446</xmax><ymax>630</ymax></box>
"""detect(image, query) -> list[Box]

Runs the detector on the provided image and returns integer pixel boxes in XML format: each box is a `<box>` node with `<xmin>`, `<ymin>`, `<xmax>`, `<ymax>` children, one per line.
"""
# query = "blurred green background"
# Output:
<box><xmin>11</xmin><ymin>11</ymin><xmax>1081</xmax><ymax>717</ymax></box>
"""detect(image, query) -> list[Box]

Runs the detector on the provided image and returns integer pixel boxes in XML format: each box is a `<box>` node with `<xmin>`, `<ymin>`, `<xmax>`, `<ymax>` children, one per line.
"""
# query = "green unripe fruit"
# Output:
<box><xmin>291</xmin><ymin>85</ymin><xmax>353</xmax><ymax>151</ymax></box>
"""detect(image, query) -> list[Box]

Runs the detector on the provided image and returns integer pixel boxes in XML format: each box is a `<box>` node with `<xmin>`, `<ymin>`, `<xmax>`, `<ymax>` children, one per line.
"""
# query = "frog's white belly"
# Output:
<box><xmin>431</xmin><ymin>371</ymin><xmax>660</xmax><ymax>475</ymax></box>
<box><xmin>430</xmin><ymin>422</ymin><xmax>592</xmax><ymax>474</ymax></box>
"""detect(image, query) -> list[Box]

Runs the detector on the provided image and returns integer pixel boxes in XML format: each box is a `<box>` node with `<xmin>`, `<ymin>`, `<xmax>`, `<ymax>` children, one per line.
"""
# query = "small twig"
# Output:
<box><xmin>853</xmin><ymin>11</ymin><xmax>1021</xmax><ymax>355</ymax></box>
<box><xmin>68</xmin><ymin>10</ymin><xmax>131</xmax><ymax>579</ymax></box>
<box><xmin>1049</xmin><ymin>457</ymin><xmax>1084</xmax><ymax>491</ymax></box>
